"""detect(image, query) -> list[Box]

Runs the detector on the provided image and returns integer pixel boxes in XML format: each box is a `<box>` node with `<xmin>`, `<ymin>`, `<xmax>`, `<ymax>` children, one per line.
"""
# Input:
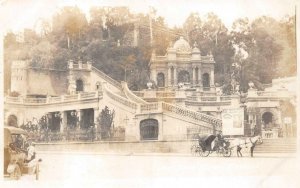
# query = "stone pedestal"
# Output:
<box><xmin>144</xmin><ymin>90</ymin><xmax>156</xmax><ymax>98</ymax></box>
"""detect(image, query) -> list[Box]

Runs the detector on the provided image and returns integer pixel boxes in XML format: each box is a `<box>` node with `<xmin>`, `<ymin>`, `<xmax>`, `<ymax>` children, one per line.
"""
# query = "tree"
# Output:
<box><xmin>98</xmin><ymin>106</ymin><xmax>115</xmax><ymax>139</ymax></box>
<box><xmin>52</xmin><ymin>7</ymin><xmax>88</xmax><ymax>49</ymax></box>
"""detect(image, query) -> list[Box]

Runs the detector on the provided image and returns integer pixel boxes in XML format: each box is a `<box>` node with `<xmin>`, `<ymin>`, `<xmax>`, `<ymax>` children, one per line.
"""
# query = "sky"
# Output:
<box><xmin>0</xmin><ymin>0</ymin><xmax>297</xmax><ymax>33</ymax></box>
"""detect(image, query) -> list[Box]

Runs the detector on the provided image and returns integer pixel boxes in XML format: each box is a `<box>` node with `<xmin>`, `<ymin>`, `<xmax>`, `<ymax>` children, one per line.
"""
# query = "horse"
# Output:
<box><xmin>229</xmin><ymin>135</ymin><xmax>263</xmax><ymax>157</ymax></box>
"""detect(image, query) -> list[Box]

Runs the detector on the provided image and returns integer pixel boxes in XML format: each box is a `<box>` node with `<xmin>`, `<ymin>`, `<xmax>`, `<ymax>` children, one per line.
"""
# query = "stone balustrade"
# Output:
<box><xmin>104</xmin><ymin>84</ymin><xmax>137</xmax><ymax>110</ymax></box>
<box><xmin>5</xmin><ymin>91</ymin><xmax>101</xmax><ymax>105</ymax></box>
<box><xmin>161</xmin><ymin>102</ymin><xmax>222</xmax><ymax>128</ymax></box>
<box><xmin>200</xmin><ymin>96</ymin><xmax>217</xmax><ymax>101</ymax></box>
<box><xmin>132</xmin><ymin>91</ymin><xmax>144</xmax><ymax>98</ymax></box>
<box><xmin>122</xmin><ymin>82</ymin><xmax>148</xmax><ymax>104</ymax></box>
<box><xmin>185</xmin><ymin>101</ymin><xmax>231</xmax><ymax>106</ymax></box>
<box><xmin>156</xmin><ymin>91</ymin><xmax>176</xmax><ymax>98</ymax></box>
<box><xmin>92</xmin><ymin>67</ymin><xmax>122</xmax><ymax>90</ymax></box>
<box><xmin>140</xmin><ymin>103</ymin><xmax>160</xmax><ymax>113</ymax></box>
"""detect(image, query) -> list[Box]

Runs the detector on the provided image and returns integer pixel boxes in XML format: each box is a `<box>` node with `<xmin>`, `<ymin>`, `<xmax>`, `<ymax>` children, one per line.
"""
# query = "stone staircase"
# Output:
<box><xmin>255</xmin><ymin>138</ymin><xmax>297</xmax><ymax>153</ymax></box>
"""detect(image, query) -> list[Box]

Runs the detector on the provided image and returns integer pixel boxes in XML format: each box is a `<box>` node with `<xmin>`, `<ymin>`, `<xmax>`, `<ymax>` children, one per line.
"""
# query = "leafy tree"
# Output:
<box><xmin>97</xmin><ymin>106</ymin><xmax>115</xmax><ymax>139</ymax></box>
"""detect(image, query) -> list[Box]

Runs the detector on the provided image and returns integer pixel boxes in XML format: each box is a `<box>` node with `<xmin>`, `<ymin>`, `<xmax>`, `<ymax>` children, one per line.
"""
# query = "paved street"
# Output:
<box><xmin>3</xmin><ymin>151</ymin><xmax>299</xmax><ymax>188</ymax></box>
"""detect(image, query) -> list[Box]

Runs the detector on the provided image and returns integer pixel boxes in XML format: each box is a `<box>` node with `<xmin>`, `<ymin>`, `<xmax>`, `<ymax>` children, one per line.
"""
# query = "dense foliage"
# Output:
<box><xmin>4</xmin><ymin>7</ymin><xmax>296</xmax><ymax>93</ymax></box>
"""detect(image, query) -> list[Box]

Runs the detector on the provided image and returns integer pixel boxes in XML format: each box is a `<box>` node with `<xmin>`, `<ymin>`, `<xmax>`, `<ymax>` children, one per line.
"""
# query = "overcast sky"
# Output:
<box><xmin>0</xmin><ymin>0</ymin><xmax>297</xmax><ymax>33</ymax></box>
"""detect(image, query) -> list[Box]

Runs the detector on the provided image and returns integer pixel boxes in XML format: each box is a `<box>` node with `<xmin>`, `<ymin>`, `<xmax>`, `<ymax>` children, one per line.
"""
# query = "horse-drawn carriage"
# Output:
<box><xmin>4</xmin><ymin>126</ymin><xmax>41</xmax><ymax>180</ymax></box>
<box><xmin>191</xmin><ymin>134</ymin><xmax>232</xmax><ymax>157</ymax></box>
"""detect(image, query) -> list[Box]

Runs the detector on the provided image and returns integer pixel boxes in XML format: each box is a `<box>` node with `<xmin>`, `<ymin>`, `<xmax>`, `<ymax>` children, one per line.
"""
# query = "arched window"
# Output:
<box><xmin>76</xmin><ymin>79</ymin><xmax>84</xmax><ymax>92</ymax></box>
<box><xmin>140</xmin><ymin>119</ymin><xmax>159</xmax><ymax>140</ymax></box>
<box><xmin>262</xmin><ymin>112</ymin><xmax>273</xmax><ymax>129</ymax></box>
<box><xmin>202</xmin><ymin>73</ymin><xmax>210</xmax><ymax>87</ymax></box>
<box><xmin>157</xmin><ymin>73</ymin><xmax>165</xmax><ymax>87</ymax></box>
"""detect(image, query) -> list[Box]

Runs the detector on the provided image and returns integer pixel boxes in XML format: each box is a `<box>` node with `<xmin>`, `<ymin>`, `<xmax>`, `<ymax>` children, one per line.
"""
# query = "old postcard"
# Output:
<box><xmin>0</xmin><ymin>0</ymin><xmax>299</xmax><ymax>187</ymax></box>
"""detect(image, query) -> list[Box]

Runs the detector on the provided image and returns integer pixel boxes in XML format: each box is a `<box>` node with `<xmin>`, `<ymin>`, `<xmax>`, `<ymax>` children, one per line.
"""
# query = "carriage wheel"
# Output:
<box><xmin>190</xmin><ymin>145</ymin><xmax>200</xmax><ymax>156</ymax></box>
<box><xmin>10</xmin><ymin>164</ymin><xmax>21</xmax><ymax>180</ymax></box>
<box><xmin>222</xmin><ymin>148</ymin><xmax>232</xmax><ymax>157</ymax></box>
<box><xmin>200</xmin><ymin>149</ymin><xmax>210</xmax><ymax>157</ymax></box>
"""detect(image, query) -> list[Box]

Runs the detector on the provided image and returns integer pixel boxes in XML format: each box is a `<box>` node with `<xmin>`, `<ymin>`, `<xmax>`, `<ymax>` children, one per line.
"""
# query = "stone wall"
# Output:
<box><xmin>27</xmin><ymin>69</ymin><xmax>68</xmax><ymax>96</ymax></box>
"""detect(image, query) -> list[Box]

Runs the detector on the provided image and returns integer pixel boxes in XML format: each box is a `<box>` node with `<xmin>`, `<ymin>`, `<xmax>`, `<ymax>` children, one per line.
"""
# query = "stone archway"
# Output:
<box><xmin>7</xmin><ymin>115</ymin><xmax>18</xmax><ymax>127</ymax></box>
<box><xmin>202</xmin><ymin>73</ymin><xmax>210</xmax><ymax>87</ymax></box>
<box><xmin>76</xmin><ymin>79</ymin><xmax>84</xmax><ymax>92</ymax></box>
<box><xmin>262</xmin><ymin>112</ymin><xmax>273</xmax><ymax>130</ymax></box>
<box><xmin>157</xmin><ymin>73</ymin><xmax>165</xmax><ymax>87</ymax></box>
<box><xmin>140</xmin><ymin>119</ymin><xmax>159</xmax><ymax>140</ymax></box>
<box><xmin>178</xmin><ymin>70</ymin><xmax>190</xmax><ymax>84</ymax></box>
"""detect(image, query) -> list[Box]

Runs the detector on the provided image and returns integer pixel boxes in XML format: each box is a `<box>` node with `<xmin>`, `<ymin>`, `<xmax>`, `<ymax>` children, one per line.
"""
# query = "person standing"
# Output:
<box><xmin>25</xmin><ymin>142</ymin><xmax>36</xmax><ymax>163</ymax></box>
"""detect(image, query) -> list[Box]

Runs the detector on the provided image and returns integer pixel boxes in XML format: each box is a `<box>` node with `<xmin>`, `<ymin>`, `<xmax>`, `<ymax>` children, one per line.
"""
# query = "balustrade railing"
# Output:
<box><xmin>132</xmin><ymin>91</ymin><xmax>144</xmax><ymax>97</ymax></box>
<box><xmin>104</xmin><ymin>85</ymin><xmax>137</xmax><ymax>110</ymax></box>
<box><xmin>220</xmin><ymin>96</ymin><xmax>232</xmax><ymax>101</ymax></box>
<box><xmin>185</xmin><ymin>101</ymin><xmax>231</xmax><ymax>106</ymax></box>
<box><xmin>5</xmin><ymin>97</ymin><xmax>22</xmax><ymax>103</ymax></box>
<box><xmin>140</xmin><ymin>103</ymin><xmax>159</xmax><ymax>113</ymax></box>
<box><xmin>49</xmin><ymin>96</ymin><xmax>62</xmax><ymax>103</ymax></box>
<box><xmin>200</xmin><ymin>96</ymin><xmax>217</xmax><ymax>101</ymax></box>
<box><xmin>80</xmin><ymin>92</ymin><xmax>97</xmax><ymax>99</ymax></box>
<box><xmin>92</xmin><ymin>66</ymin><xmax>122</xmax><ymax>90</ymax></box>
<box><xmin>156</xmin><ymin>91</ymin><xmax>176</xmax><ymax>98</ymax></box>
<box><xmin>122</xmin><ymin>82</ymin><xmax>148</xmax><ymax>104</ymax></box>
<box><xmin>5</xmin><ymin>92</ymin><xmax>101</xmax><ymax>105</ymax></box>
<box><xmin>161</xmin><ymin>102</ymin><xmax>222</xmax><ymax>127</ymax></box>
<box><xmin>23</xmin><ymin>98</ymin><xmax>47</xmax><ymax>103</ymax></box>
<box><xmin>64</xmin><ymin>94</ymin><xmax>78</xmax><ymax>101</ymax></box>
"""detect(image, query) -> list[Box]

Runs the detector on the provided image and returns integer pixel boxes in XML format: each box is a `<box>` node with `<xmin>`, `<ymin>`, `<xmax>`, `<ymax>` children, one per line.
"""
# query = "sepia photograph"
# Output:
<box><xmin>0</xmin><ymin>0</ymin><xmax>299</xmax><ymax>187</ymax></box>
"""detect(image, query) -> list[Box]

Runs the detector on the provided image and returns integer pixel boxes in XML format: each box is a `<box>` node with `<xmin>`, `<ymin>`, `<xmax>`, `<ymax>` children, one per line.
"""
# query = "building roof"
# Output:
<box><xmin>173</xmin><ymin>37</ymin><xmax>191</xmax><ymax>53</ymax></box>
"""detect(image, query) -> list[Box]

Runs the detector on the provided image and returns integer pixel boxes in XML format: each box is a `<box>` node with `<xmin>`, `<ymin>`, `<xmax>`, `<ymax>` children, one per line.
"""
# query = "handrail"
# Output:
<box><xmin>5</xmin><ymin>91</ymin><xmax>102</xmax><ymax>104</ymax></box>
<box><xmin>140</xmin><ymin>103</ymin><xmax>159</xmax><ymax>113</ymax></box>
<box><xmin>185</xmin><ymin>101</ymin><xmax>231</xmax><ymax>106</ymax></box>
<box><xmin>121</xmin><ymin>82</ymin><xmax>148</xmax><ymax>104</ymax></box>
<box><xmin>91</xmin><ymin>66</ymin><xmax>122</xmax><ymax>90</ymax></box>
<box><xmin>162</xmin><ymin>102</ymin><xmax>222</xmax><ymax>128</ymax></box>
<box><xmin>103</xmin><ymin>84</ymin><xmax>138</xmax><ymax>110</ymax></box>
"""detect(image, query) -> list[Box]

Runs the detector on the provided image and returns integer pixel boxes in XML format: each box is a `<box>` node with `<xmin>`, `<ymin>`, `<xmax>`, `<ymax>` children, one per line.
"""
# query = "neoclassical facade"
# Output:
<box><xmin>150</xmin><ymin>37</ymin><xmax>215</xmax><ymax>91</ymax></box>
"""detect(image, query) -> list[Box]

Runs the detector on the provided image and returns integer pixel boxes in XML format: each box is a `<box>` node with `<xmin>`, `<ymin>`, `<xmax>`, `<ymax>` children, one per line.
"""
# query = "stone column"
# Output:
<box><xmin>76</xmin><ymin>109</ymin><xmax>82</xmax><ymax>129</ymax></box>
<box><xmin>174</xmin><ymin>67</ymin><xmax>177</xmax><ymax>86</ymax></box>
<box><xmin>210</xmin><ymin>69</ymin><xmax>215</xmax><ymax>86</ymax></box>
<box><xmin>192</xmin><ymin>67</ymin><xmax>196</xmax><ymax>86</ymax></box>
<box><xmin>198</xmin><ymin>67</ymin><xmax>202</xmax><ymax>87</ymax></box>
<box><xmin>168</xmin><ymin>67</ymin><xmax>172</xmax><ymax>86</ymax></box>
<box><xmin>93</xmin><ymin>108</ymin><xmax>99</xmax><ymax>129</ymax></box>
<box><xmin>60</xmin><ymin>111</ymin><xmax>67</xmax><ymax>133</ymax></box>
<box><xmin>78</xmin><ymin>61</ymin><xmax>82</xmax><ymax>69</ymax></box>
<box><xmin>151</xmin><ymin>69</ymin><xmax>157</xmax><ymax>84</ymax></box>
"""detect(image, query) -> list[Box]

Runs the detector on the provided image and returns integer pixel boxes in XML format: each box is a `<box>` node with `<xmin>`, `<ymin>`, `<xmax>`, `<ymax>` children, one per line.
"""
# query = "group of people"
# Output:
<box><xmin>10</xmin><ymin>135</ymin><xmax>36</xmax><ymax>163</ymax></box>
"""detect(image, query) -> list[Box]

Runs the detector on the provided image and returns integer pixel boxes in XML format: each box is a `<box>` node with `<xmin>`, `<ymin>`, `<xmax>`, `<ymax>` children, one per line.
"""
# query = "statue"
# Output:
<box><xmin>248</xmin><ymin>81</ymin><xmax>255</xmax><ymax>89</ymax></box>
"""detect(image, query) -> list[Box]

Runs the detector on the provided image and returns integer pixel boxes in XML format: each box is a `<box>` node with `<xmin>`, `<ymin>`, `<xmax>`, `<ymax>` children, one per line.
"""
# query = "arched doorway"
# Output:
<box><xmin>140</xmin><ymin>119</ymin><xmax>159</xmax><ymax>140</ymax></box>
<box><xmin>202</xmin><ymin>73</ymin><xmax>210</xmax><ymax>87</ymax></box>
<box><xmin>178</xmin><ymin>70</ymin><xmax>190</xmax><ymax>84</ymax></box>
<box><xmin>7</xmin><ymin>115</ymin><xmax>18</xmax><ymax>127</ymax></box>
<box><xmin>76</xmin><ymin>79</ymin><xmax>84</xmax><ymax>92</ymax></box>
<box><xmin>157</xmin><ymin>73</ymin><xmax>165</xmax><ymax>87</ymax></box>
<box><xmin>262</xmin><ymin>112</ymin><xmax>273</xmax><ymax>130</ymax></box>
